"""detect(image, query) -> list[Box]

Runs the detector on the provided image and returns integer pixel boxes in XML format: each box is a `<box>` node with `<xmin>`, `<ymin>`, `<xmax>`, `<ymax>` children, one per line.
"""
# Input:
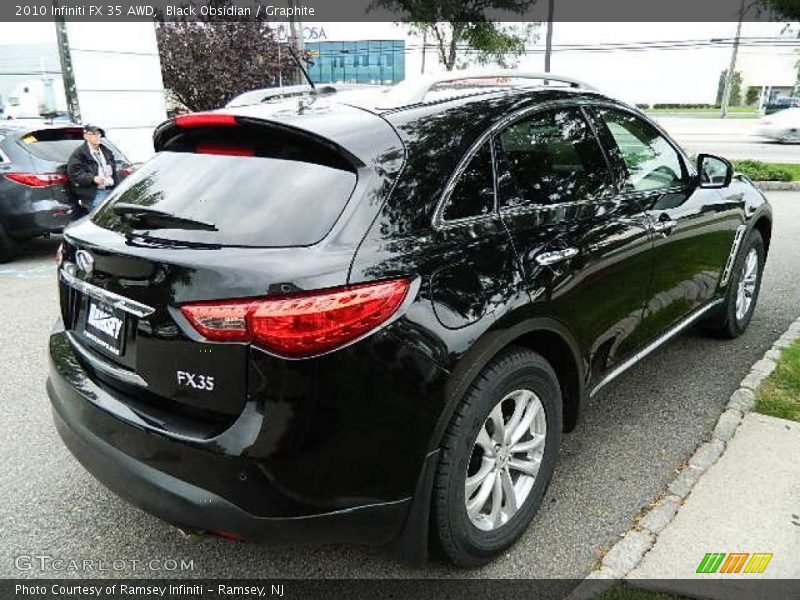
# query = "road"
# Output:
<box><xmin>654</xmin><ymin>116</ymin><xmax>800</xmax><ymax>164</ymax></box>
<box><xmin>1</xmin><ymin>192</ymin><xmax>799</xmax><ymax>580</ymax></box>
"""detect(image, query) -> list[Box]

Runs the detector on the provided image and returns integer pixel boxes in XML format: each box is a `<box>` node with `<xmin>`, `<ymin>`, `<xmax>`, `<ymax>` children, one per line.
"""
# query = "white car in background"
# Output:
<box><xmin>758</xmin><ymin>107</ymin><xmax>800</xmax><ymax>143</ymax></box>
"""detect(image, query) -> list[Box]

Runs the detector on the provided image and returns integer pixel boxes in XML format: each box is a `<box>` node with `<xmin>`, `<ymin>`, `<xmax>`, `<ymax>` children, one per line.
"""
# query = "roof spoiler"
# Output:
<box><xmin>152</xmin><ymin>112</ymin><xmax>364</xmax><ymax>172</ymax></box>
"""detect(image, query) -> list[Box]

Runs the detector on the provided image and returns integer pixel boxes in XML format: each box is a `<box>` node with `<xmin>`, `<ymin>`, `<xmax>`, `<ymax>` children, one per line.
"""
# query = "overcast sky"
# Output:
<box><xmin>0</xmin><ymin>20</ymin><xmax>795</xmax><ymax>104</ymax></box>
<box><xmin>317</xmin><ymin>21</ymin><xmax>795</xmax><ymax>103</ymax></box>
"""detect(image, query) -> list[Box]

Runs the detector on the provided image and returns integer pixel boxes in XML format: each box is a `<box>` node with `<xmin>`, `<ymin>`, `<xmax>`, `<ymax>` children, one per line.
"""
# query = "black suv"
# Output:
<box><xmin>47</xmin><ymin>73</ymin><xmax>771</xmax><ymax>566</ymax></box>
<box><xmin>0</xmin><ymin>122</ymin><xmax>132</xmax><ymax>262</ymax></box>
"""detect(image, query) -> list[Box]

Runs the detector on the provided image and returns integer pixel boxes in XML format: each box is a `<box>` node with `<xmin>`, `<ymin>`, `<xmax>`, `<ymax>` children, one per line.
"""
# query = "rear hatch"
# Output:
<box><xmin>58</xmin><ymin>113</ymin><xmax>370</xmax><ymax>427</ymax></box>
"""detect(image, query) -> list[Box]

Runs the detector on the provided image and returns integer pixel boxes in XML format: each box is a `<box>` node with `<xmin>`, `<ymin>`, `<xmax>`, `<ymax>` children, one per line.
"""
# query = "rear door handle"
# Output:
<box><xmin>535</xmin><ymin>247</ymin><xmax>578</xmax><ymax>266</ymax></box>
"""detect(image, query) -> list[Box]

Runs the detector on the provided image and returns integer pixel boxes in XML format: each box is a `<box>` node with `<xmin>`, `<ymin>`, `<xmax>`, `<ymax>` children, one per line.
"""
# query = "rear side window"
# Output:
<box><xmin>92</xmin><ymin>151</ymin><xmax>358</xmax><ymax>247</ymax></box>
<box><xmin>442</xmin><ymin>141</ymin><xmax>495</xmax><ymax>221</ymax></box>
<box><xmin>495</xmin><ymin>107</ymin><xmax>614</xmax><ymax>210</ymax></box>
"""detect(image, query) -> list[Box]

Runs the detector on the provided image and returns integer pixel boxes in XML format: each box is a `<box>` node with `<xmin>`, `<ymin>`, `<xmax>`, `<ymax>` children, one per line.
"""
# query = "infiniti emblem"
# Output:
<box><xmin>75</xmin><ymin>250</ymin><xmax>95</xmax><ymax>275</ymax></box>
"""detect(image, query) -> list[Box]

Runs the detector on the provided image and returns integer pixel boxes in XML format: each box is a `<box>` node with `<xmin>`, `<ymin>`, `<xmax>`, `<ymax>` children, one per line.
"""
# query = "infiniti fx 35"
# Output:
<box><xmin>47</xmin><ymin>76</ymin><xmax>771</xmax><ymax>566</ymax></box>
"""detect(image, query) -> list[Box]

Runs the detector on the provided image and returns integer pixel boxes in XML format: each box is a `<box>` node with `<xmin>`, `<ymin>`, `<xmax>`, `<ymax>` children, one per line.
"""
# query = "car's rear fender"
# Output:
<box><xmin>430</xmin><ymin>314</ymin><xmax>586</xmax><ymax>451</ymax></box>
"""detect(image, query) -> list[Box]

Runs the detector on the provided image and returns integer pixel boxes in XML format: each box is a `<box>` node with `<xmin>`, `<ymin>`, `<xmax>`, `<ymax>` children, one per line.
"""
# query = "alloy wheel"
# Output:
<box><xmin>464</xmin><ymin>388</ymin><xmax>547</xmax><ymax>531</ymax></box>
<box><xmin>735</xmin><ymin>247</ymin><xmax>759</xmax><ymax>322</ymax></box>
<box><xmin>783</xmin><ymin>130</ymin><xmax>800</xmax><ymax>143</ymax></box>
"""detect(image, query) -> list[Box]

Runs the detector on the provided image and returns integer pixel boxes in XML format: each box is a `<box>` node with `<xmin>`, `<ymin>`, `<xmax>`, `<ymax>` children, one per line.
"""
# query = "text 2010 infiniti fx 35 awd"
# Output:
<box><xmin>47</xmin><ymin>73</ymin><xmax>771</xmax><ymax>566</ymax></box>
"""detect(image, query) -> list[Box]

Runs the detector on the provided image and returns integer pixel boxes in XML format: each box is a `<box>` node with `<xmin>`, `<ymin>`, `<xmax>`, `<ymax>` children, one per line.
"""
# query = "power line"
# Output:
<box><xmin>374</xmin><ymin>35</ymin><xmax>799</xmax><ymax>50</ymax></box>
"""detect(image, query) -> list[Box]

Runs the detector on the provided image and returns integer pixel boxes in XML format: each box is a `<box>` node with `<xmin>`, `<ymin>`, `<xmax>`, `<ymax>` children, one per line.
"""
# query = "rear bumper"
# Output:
<box><xmin>49</xmin><ymin>382</ymin><xmax>409</xmax><ymax>545</ymax></box>
<box><xmin>5</xmin><ymin>202</ymin><xmax>77</xmax><ymax>237</ymax></box>
<box><xmin>47</xmin><ymin>327</ymin><xmax>415</xmax><ymax>546</ymax></box>
<box><xmin>757</xmin><ymin>126</ymin><xmax>791</xmax><ymax>141</ymax></box>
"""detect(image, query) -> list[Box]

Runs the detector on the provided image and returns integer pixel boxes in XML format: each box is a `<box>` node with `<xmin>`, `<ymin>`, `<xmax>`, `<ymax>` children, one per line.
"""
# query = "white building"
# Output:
<box><xmin>0</xmin><ymin>22</ymin><xmax>167</xmax><ymax>162</ymax></box>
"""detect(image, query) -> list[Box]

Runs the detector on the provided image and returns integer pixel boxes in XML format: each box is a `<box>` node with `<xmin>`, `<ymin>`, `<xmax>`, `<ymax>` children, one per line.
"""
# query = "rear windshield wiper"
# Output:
<box><xmin>112</xmin><ymin>203</ymin><xmax>217</xmax><ymax>232</ymax></box>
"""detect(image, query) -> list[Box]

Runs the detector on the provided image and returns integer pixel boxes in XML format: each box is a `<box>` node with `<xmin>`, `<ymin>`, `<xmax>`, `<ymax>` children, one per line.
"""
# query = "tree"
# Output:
<box><xmin>716</xmin><ymin>69</ymin><xmax>742</xmax><ymax>106</ymax></box>
<box><xmin>372</xmin><ymin>0</ymin><xmax>538</xmax><ymax>71</ymax></box>
<box><xmin>760</xmin><ymin>0</ymin><xmax>800</xmax><ymax>19</ymax></box>
<box><xmin>156</xmin><ymin>12</ymin><xmax>295</xmax><ymax>111</ymax></box>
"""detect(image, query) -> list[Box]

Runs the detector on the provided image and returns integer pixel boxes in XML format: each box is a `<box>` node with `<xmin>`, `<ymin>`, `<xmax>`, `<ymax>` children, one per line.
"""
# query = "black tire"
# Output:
<box><xmin>702</xmin><ymin>230</ymin><xmax>765</xmax><ymax>339</ymax></box>
<box><xmin>0</xmin><ymin>223</ymin><xmax>17</xmax><ymax>263</ymax></box>
<box><xmin>433</xmin><ymin>347</ymin><xmax>562</xmax><ymax>567</ymax></box>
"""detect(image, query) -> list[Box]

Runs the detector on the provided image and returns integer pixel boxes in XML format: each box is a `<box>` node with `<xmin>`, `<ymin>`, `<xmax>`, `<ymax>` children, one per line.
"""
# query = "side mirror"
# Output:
<box><xmin>697</xmin><ymin>154</ymin><xmax>733</xmax><ymax>188</ymax></box>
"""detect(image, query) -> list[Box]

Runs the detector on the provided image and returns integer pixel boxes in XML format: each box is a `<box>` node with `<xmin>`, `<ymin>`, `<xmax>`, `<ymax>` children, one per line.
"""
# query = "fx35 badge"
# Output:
<box><xmin>176</xmin><ymin>370</ymin><xmax>215</xmax><ymax>391</ymax></box>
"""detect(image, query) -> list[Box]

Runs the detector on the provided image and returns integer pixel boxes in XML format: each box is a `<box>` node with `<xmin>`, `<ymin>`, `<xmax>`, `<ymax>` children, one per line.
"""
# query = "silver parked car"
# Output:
<box><xmin>758</xmin><ymin>107</ymin><xmax>800</xmax><ymax>143</ymax></box>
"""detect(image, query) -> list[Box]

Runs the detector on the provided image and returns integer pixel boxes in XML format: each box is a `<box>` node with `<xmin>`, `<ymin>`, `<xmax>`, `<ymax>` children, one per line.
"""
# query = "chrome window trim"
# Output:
<box><xmin>432</xmin><ymin>98</ymin><xmax>590</xmax><ymax>230</ymax></box>
<box><xmin>432</xmin><ymin>97</ymin><xmax>695</xmax><ymax>231</ymax></box>
<box><xmin>589</xmin><ymin>298</ymin><xmax>724</xmax><ymax>397</ymax></box>
<box><xmin>433</xmin><ymin>137</ymin><xmax>499</xmax><ymax>230</ymax></box>
<box><xmin>611</xmin><ymin>184</ymin><xmax>690</xmax><ymax>212</ymax></box>
<box><xmin>60</xmin><ymin>263</ymin><xmax>156</xmax><ymax>318</ymax></box>
<box><xmin>493</xmin><ymin>194</ymin><xmax>619</xmax><ymax>221</ymax></box>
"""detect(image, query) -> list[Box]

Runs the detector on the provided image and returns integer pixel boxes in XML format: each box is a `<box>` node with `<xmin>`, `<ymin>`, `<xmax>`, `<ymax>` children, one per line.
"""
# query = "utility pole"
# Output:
<box><xmin>544</xmin><ymin>0</ymin><xmax>555</xmax><ymax>73</ymax></box>
<box><xmin>720</xmin><ymin>0</ymin><xmax>745</xmax><ymax>118</ymax></box>
<box><xmin>278</xmin><ymin>42</ymin><xmax>282</xmax><ymax>87</ymax></box>
<box><xmin>421</xmin><ymin>29</ymin><xmax>427</xmax><ymax>74</ymax></box>
<box><xmin>53</xmin><ymin>16</ymin><xmax>80</xmax><ymax>123</ymax></box>
<box><xmin>287</xmin><ymin>0</ymin><xmax>305</xmax><ymax>85</ymax></box>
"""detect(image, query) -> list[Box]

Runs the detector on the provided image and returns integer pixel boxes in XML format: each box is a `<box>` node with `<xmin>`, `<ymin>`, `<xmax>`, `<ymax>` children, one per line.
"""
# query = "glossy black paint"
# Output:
<box><xmin>48</xmin><ymin>86</ymin><xmax>772</xmax><ymax>556</ymax></box>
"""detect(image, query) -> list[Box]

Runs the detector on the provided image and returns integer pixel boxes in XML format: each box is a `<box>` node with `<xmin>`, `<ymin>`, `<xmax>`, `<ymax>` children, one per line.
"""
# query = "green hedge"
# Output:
<box><xmin>732</xmin><ymin>160</ymin><xmax>793</xmax><ymax>182</ymax></box>
<box><xmin>651</xmin><ymin>103</ymin><xmax>720</xmax><ymax>109</ymax></box>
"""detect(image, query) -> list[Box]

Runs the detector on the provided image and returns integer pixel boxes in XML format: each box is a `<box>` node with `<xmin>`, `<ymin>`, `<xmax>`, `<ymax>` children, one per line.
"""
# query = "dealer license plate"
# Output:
<box><xmin>83</xmin><ymin>299</ymin><xmax>126</xmax><ymax>356</ymax></box>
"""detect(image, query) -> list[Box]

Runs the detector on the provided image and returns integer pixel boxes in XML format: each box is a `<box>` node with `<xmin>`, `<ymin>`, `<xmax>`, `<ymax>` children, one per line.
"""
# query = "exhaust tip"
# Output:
<box><xmin>172</xmin><ymin>524</ymin><xmax>205</xmax><ymax>540</ymax></box>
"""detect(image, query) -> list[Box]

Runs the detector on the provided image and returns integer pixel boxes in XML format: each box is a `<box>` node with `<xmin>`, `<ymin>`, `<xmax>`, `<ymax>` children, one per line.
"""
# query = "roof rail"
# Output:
<box><xmin>227</xmin><ymin>84</ymin><xmax>339</xmax><ymax>107</ymax></box>
<box><xmin>375</xmin><ymin>70</ymin><xmax>596</xmax><ymax>109</ymax></box>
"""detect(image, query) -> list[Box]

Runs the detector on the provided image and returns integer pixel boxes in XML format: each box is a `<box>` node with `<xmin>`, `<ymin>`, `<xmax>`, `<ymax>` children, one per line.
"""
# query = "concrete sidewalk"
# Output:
<box><xmin>628</xmin><ymin>412</ymin><xmax>800</xmax><ymax>598</ymax></box>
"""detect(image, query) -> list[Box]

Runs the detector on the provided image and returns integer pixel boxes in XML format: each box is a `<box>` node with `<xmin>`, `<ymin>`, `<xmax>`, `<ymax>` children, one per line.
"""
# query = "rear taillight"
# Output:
<box><xmin>180</xmin><ymin>279</ymin><xmax>410</xmax><ymax>358</ymax></box>
<box><xmin>5</xmin><ymin>172</ymin><xmax>69</xmax><ymax>187</ymax></box>
<box><xmin>55</xmin><ymin>242</ymin><xmax>64</xmax><ymax>266</ymax></box>
<box><xmin>120</xmin><ymin>165</ymin><xmax>136</xmax><ymax>176</ymax></box>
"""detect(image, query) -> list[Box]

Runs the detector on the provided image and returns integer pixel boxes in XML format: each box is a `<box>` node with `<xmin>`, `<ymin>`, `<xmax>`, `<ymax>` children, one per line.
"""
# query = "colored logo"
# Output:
<box><xmin>696</xmin><ymin>552</ymin><xmax>773</xmax><ymax>574</ymax></box>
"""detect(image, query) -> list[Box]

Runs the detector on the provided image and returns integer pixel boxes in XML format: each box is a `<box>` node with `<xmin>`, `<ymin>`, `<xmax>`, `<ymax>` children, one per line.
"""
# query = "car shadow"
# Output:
<box><xmin>14</xmin><ymin>234</ymin><xmax>62</xmax><ymax>262</ymax></box>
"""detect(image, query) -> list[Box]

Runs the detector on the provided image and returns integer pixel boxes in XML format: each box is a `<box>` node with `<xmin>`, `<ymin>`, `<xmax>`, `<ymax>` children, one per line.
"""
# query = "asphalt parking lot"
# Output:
<box><xmin>2</xmin><ymin>192</ymin><xmax>799</xmax><ymax>580</ymax></box>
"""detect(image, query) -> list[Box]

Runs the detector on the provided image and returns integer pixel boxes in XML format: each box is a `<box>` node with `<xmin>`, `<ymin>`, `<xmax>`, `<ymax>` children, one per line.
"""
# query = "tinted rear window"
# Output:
<box><xmin>18</xmin><ymin>128</ymin><xmax>83</xmax><ymax>162</ymax></box>
<box><xmin>18</xmin><ymin>129</ymin><xmax>125</xmax><ymax>163</ymax></box>
<box><xmin>92</xmin><ymin>151</ymin><xmax>358</xmax><ymax>247</ymax></box>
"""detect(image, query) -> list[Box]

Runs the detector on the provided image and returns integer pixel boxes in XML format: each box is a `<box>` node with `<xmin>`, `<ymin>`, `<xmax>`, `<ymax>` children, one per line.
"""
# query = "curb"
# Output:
<box><xmin>566</xmin><ymin>316</ymin><xmax>800</xmax><ymax>600</ymax></box>
<box><xmin>754</xmin><ymin>181</ymin><xmax>800</xmax><ymax>191</ymax></box>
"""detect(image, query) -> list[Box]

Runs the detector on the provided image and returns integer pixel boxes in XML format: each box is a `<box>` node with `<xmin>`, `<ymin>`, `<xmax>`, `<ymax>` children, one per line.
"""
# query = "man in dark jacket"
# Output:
<box><xmin>66</xmin><ymin>124</ymin><xmax>118</xmax><ymax>212</ymax></box>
